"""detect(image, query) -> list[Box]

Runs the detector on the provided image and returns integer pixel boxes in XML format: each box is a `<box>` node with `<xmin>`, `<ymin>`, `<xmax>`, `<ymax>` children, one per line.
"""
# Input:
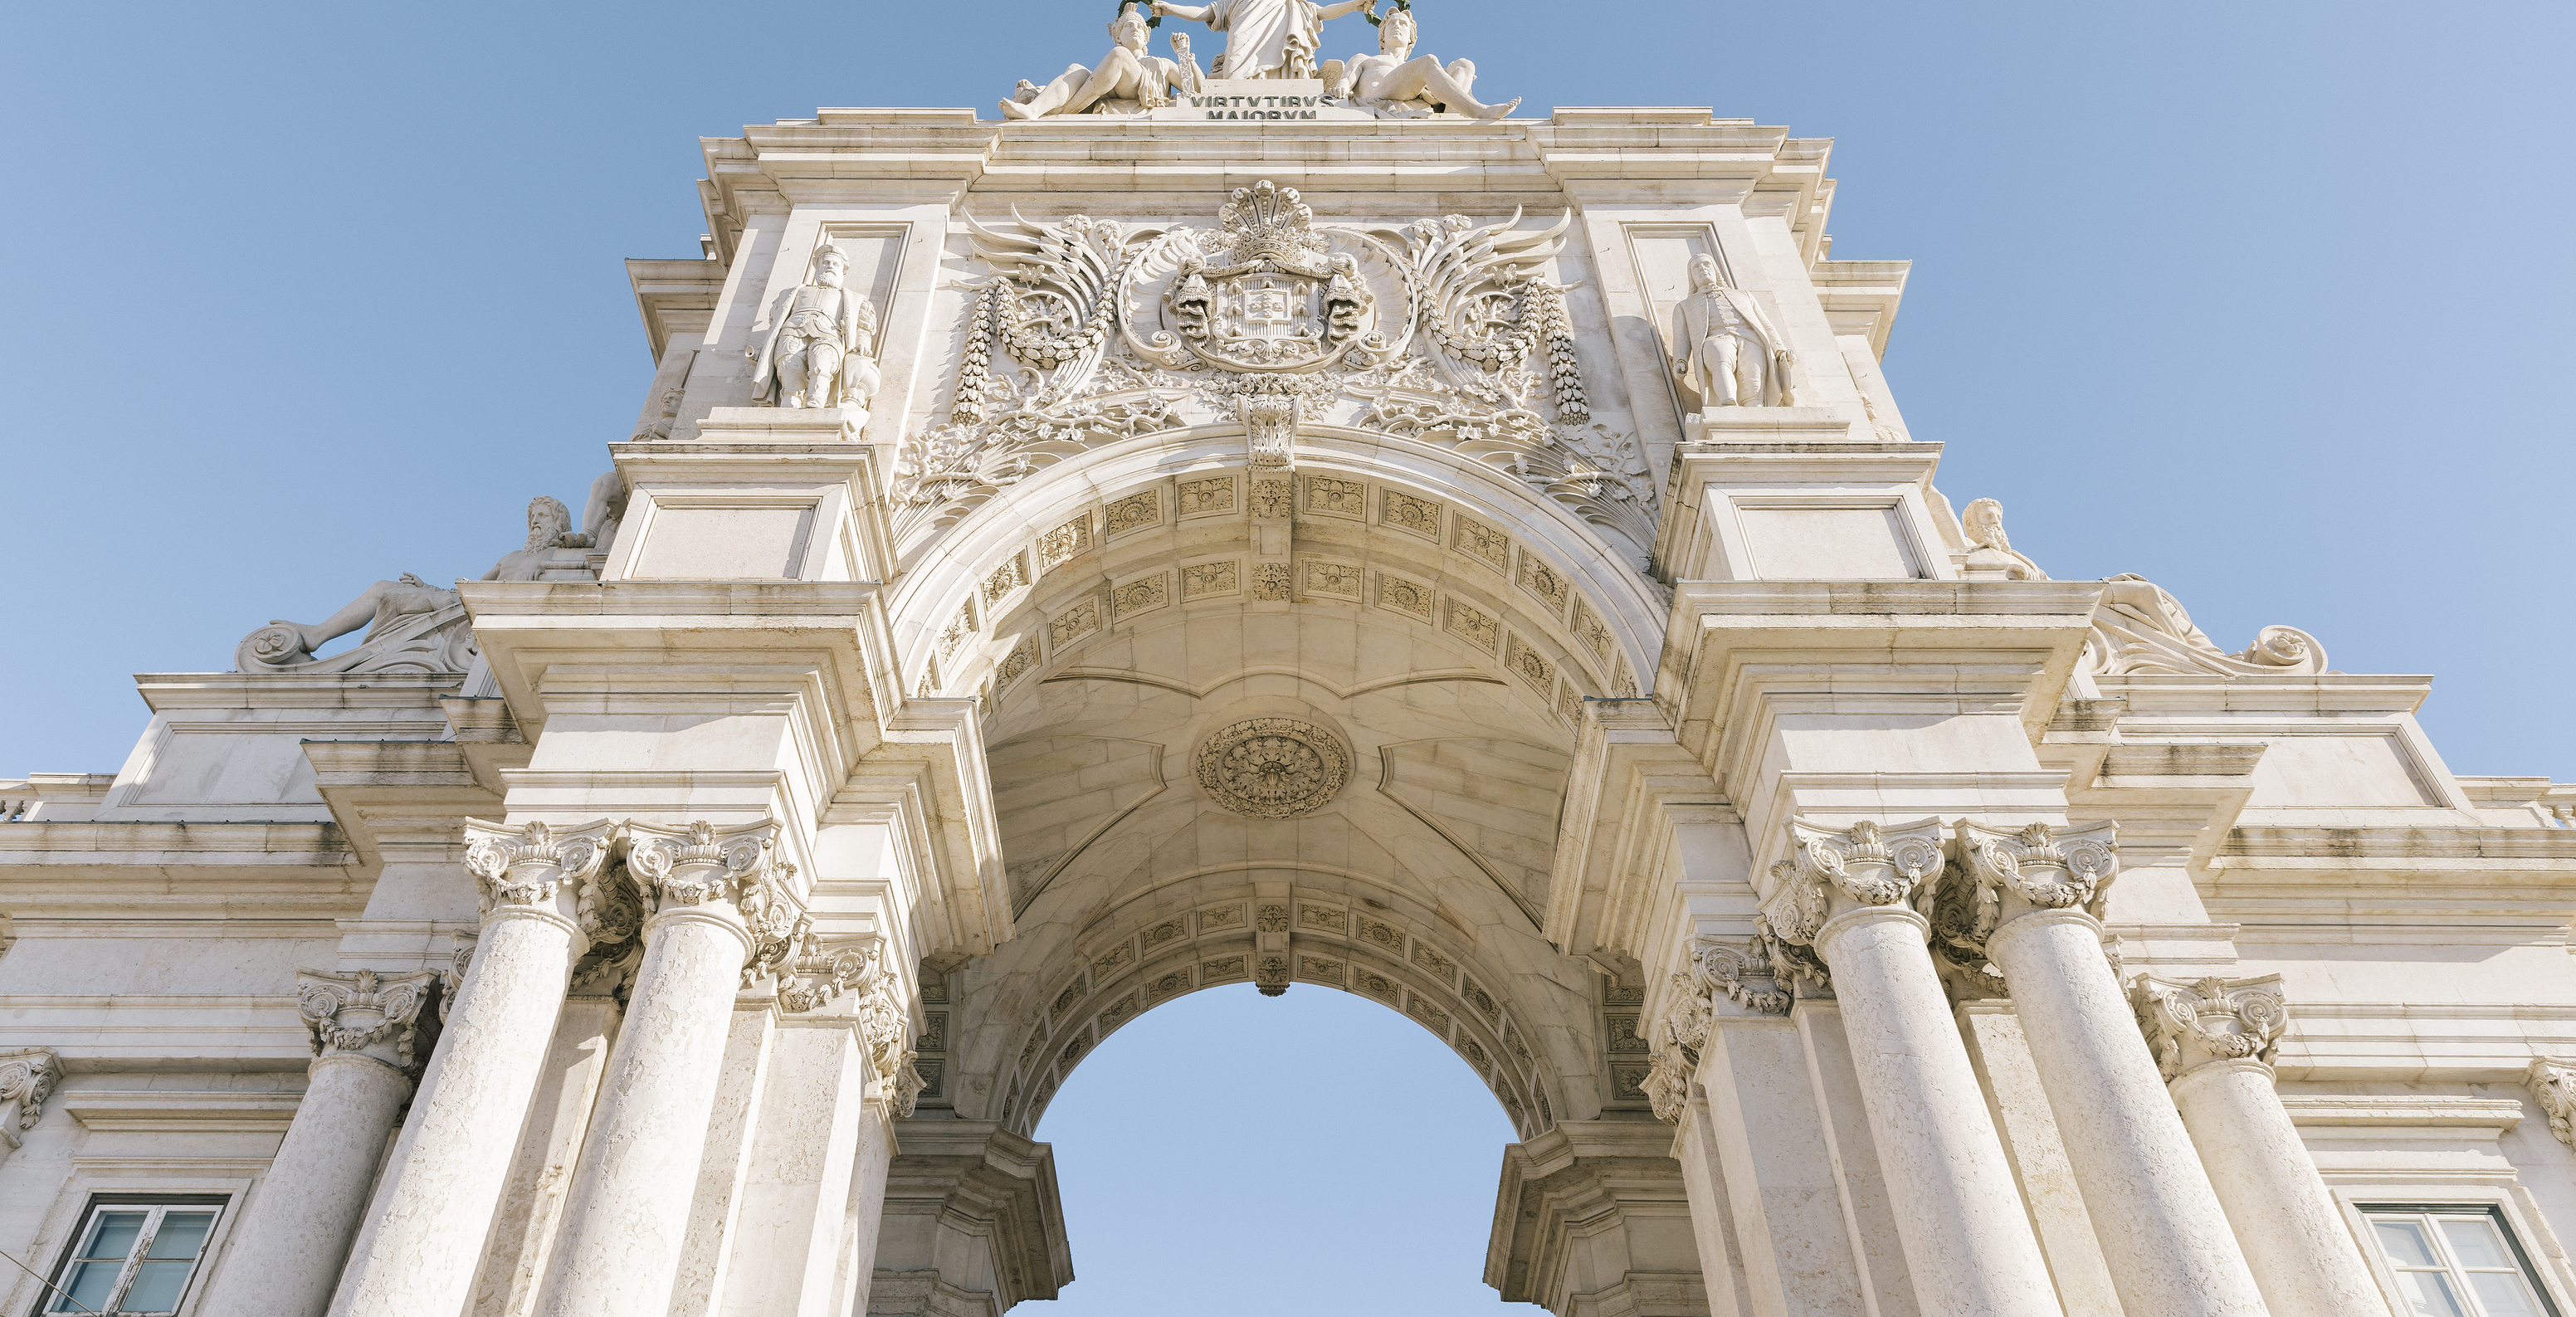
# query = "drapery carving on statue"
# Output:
<box><xmin>1001</xmin><ymin>4</ymin><xmax>1201</xmax><ymax>120</ymax></box>
<box><xmin>1327</xmin><ymin>5</ymin><xmax>1516</xmax><ymax>120</ymax></box>
<box><xmin>297</xmin><ymin>968</ymin><xmax>442</xmax><ymax>1075</ymax></box>
<box><xmin>461</xmin><ymin>818</ymin><xmax>617</xmax><ymax>920</ymax></box>
<box><xmin>0</xmin><ymin>1047</ymin><xmax>59</xmax><ymax>1133</ymax></box>
<box><xmin>1759</xmin><ymin>818</ymin><xmax>1947</xmax><ymax>958</ymax></box>
<box><xmin>2130</xmin><ymin>973</ymin><xmax>2287</xmax><ymax>1082</ymax></box>
<box><xmin>2085</xmin><ymin>573</ymin><xmax>2329</xmax><ymax>680</ymax></box>
<box><xmin>1960</xmin><ymin>498</ymin><xmax>2047</xmax><ymax>581</ymax></box>
<box><xmin>1671</xmin><ymin>253</ymin><xmax>1793</xmax><ymax>410</ymax></box>
<box><xmin>905</xmin><ymin>188</ymin><xmax>1651</xmax><ymax>555</ymax></box>
<box><xmin>1151</xmin><ymin>0</ymin><xmax>1375</xmax><ymax>80</ymax></box>
<box><xmin>2527</xmin><ymin>1058</ymin><xmax>2576</xmax><ymax>1149</ymax></box>
<box><xmin>750</xmin><ymin>243</ymin><xmax>883</xmax><ymax>418</ymax></box>
<box><xmin>237</xmin><ymin>481</ymin><xmax>624</xmax><ymax>675</ymax></box>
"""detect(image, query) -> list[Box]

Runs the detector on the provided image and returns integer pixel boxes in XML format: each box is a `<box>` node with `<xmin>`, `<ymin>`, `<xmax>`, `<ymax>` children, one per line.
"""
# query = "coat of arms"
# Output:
<box><xmin>1165</xmin><ymin>182</ymin><xmax>1373</xmax><ymax>373</ymax></box>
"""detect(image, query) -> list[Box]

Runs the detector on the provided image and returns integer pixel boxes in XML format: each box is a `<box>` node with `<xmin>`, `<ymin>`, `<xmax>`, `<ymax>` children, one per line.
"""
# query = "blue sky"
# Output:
<box><xmin>5</xmin><ymin>2</ymin><xmax>2571</xmax><ymax>1311</ymax></box>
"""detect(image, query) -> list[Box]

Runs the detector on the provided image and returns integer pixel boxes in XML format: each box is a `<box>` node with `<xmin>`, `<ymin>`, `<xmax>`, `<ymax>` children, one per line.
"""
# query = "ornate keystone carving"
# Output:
<box><xmin>0</xmin><ymin>1047</ymin><xmax>59</xmax><ymax>1133</ymax></box>
<box><xmin>2528</xmin><ymin>1058</ymin><xmax>2576</xmax><ymax>1149</ymax></box>
<box><xmin>1759</xmin><ymin>817</ymin><xmax>1947</xmax><ymax>949</ymax></box>
<box><xmin>1194</xmin><ymin>718</ymin><xmax>1350</xmax><ymax>819</ymax></box>
<box><xmin>297</xmin><ymin>968</ymin><xmax>441</xmax><ymax>1073</ymax></box>
<box><xmin>2131</xmin><ymin>974</ymin><xmax>2288</xmax><ymax>1081</ymax></box>
<box><xmin>461</xmin><ymin>818</ymin><xmax>616</xmax><ymax>917</ymax></box>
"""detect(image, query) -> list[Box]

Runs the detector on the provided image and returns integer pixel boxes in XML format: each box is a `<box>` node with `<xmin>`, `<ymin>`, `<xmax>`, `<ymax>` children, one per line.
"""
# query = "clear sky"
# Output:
<box><xmin>4</xmin><ymin>2</ymin><xmax>2570</xmax><ymax>1311</ymax></box>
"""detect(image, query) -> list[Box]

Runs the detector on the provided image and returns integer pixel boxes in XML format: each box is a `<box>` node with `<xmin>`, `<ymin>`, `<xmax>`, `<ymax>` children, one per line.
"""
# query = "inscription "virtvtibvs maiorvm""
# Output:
<box><xmin>1186</xmin><ymin>94</ymin><xmax>1325</xmax><ymax>120</ymax></box>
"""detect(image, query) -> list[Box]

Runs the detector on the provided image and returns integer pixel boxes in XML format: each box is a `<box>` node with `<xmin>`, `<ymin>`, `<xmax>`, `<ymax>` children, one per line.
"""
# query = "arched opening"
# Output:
<box><xmin>1017</xmin><ymin>983</ymin><xmax>1541</xmax><ymax>1317</ymax></box>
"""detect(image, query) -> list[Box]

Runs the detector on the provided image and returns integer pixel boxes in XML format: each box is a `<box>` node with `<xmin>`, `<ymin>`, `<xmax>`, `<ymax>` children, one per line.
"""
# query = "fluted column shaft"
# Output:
<box><xmin>204</xmin><ymin>967</ymin><xmax>437</xmax><ymax>1317</ymax></box>
<box><xmin>1988</xmin><ymin>912</ymin><xmax>2269</xmax><ymax>1316</ymax></box>
<box><xmin>329</xmin><ymin>820</ymin><xmax>613</xmax><ymax>1317</ymax></box>
<box><xmin>535</xmin><ymin>817</ymin><xmax>789</xmax><ymax>1317</ymax></box>
<box><xmin>1816</xmin><ymin>906</ymin><xmax>2065</xmax><ymax>1317</ymax></box>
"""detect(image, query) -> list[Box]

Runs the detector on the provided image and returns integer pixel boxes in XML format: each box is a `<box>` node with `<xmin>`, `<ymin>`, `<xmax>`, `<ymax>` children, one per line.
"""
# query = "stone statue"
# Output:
<box><xmin>1003</xmin><ymin>5</ymin><xmax>1198</xmax><ymax>119</ymax></box>
<box><xmin>236</xmin><ymin>484</ymin><xmax>630</xmax><ymax>675</ymax></box>
<box><xmin>1960</xmin><ymin>498</ymin><xmax>2047</xmax><ymax>580</ymax></box>
<box><xmin>1671</xmin><ymin>253</ymin><xmax>1794</xmax><ymax>408</ymax></box>
<box><xmin>749</xmin><ymin>244</ymin><xmax>882</xmax><ymax>413</ymax></box>
<box><xmin>1151</xmin><ymin>0</ymin><xmax>1378</xmax><ymax>80</ymax></box>
<box><xmin>1333</xmin><ymin>6</ymin><xmax>1516</xmax><ymax>120</ymax></box>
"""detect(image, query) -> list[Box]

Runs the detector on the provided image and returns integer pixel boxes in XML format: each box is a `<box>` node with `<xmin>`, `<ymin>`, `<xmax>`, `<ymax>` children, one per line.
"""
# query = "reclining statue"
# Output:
<box><xmin>237</xmin><ymin>476</ymin><xmax>626</xmax><ymax>676</ymax></box>
<box><xmin>1329</xmin><ymin>5</ymin><xmax>1516</xmax><ymax>120</ymax></box>
<box><xmin>1002</xmin><ymin>4</ymin><xmax>1200</xmax><ymax>119</ymax></box>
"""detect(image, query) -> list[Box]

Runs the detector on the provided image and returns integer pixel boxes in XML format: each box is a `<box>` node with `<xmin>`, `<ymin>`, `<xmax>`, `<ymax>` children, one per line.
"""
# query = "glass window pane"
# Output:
<box><xmin>2393</xmin><ymin>1270</ymin><xmax>2470</xmax><ymax>1317</ymax></box>
<box><xmin>120</xmin><ymin>1259</ymin><xmax>195</xmax><ymax>1313</ymax></box>
<box><xmin>2378</xmin><ymin>1219</ymin><xmax>2443</xmax><ymax>1268</ymax></box>
<box><xmin>143</xmin><ymin>1214</ymin><xmax>212</xmax><ymax>1261</ymax></box>
<box><xmin>81</xmin><ymin>1212</ymin><xmax>144</xmax><ymax>1261</ymax></box>
<box><xmin>2440</xmin><ymin>1217</ymin><xmax>2515</xmax><ymax>1271</ymax></box>
<box><xmin>54</xmin><ymin>1258</ymin><xmax>122</xmax><ymax>1312</ymax></box>
<box><xmin>2467</xmin><ymin>1270</ymin><xmax>2544</xmax><ymax>1317</ymax></box>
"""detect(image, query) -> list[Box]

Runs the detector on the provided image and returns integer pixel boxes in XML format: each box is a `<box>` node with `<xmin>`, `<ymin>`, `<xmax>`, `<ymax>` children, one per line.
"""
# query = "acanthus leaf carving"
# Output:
<box><xmin>2130</xmin><ymin>973</ymin><xmax>2289</xmax><ymax>1082</ymax></box>
<box><xmin>1955</xmin><ymin>820</ymin><xmax>2120</xmax><ymax>927</ymax></box>
<box><xmin>625</xmin><ymin>818</ymin><xmax>778</xmax><ymax>911</ymax></box>
<box><xmin>461</xmin><ymin>818</ymin><xmax>616</xmax><ymax>919</ymax></box>
<box><xmin>1759</xmin><ymin>818</ymin><xmax>1947</xmax><ymax>958</ymax></box>
<box><xmin>296</xmin><ymin>968</ymin><xmax>442</xmax><ymax>1074</ymax></box>
<box><xmin>2528</xmin><ymin>1058</ymin><xmax>2576</xmax><ymax>1149</ymax></box>
<box><xmin>0</xmin><ymin>1047</ymin><xmax>60</xmax><ymax>1133</ymax></box>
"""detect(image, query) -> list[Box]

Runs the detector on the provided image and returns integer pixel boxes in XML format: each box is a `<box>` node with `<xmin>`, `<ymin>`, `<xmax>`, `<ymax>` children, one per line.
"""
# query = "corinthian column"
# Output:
<box><xmin>1763</xmin><ymin>818</ymin><xmax>2064</xmax><ymax>1317</ymax></box>
<box><xmin>199</xmin><ymin>970</ymin><xmax>439</xmax><ymax>1317</ymax></box>
<box><xmin>329</xmin><ymin>819</ymin><xmax>614</xmax><ymax>1317</ymax></box>
<box><xmin>534</xmin><ymin>818</ymin><xmax>803</xmax><ymax>1317</ymax></box>
<box><xmin>2134</xmin><ymin>974</ymin><xmax>2387</xmax><ymax>1317</ymax></box>
<box><xmin>1957</xmin><ymin>822</ymin><xmax>2267</xmax><ymax>1317</ymax></box>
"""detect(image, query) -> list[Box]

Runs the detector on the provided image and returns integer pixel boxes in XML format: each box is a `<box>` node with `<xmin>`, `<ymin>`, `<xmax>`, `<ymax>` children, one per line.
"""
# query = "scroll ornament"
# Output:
<box><xmin>297</xmin><ymin>968</ymin><xmax>441</xmax><ymax>1073</ymax></box>
<box><xmin>462</xmin><ymin>819</ymin><xmax>616</xmax><ymax>917</ymax></box>
<box><xmin>2527</xmin><ymin>1058</ymin><xmax>2576</xmax><ymax>1149</ymax></box>
<box><xmin>0</xmin><ymin>1047</ymin><xmax>59</xmax><ymax>1133</ymax></box>
<box><xmin>1642</xmin><ymin>936</ymin><xmax>1792</xmax><ymax>1124</ymax></box>
<box><xmin>1759</xmin><ymin>818</ymin><xmax>1948</xmax><ymax>951</ymax></box>
<box><xmin>775</xmin><ymin>934</ymin><xmax>925</xmax><ymax>1116</ymax></box>
<box><xmin>2130</xmin><ymin>974</ymin><xmax>2288</xmax><ymax>1081</ymax></box>
<box><xmin>2086</xmin><ymin>574</ymin><xmax>2328</xmax><ymax>680</ymax></box>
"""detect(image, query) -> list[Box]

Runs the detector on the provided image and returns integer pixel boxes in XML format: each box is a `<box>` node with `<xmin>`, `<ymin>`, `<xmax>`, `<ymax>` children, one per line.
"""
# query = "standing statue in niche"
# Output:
<box><xmin>1003</xmin><ymin>5</ymin><xmax>1200</xmax><ymax>119</ymax></box>
<box><xmin>749</xmin><ymin>244</ymin><xmax>882</xmax><ymax>414</ymax></box>
<box><xmin>1671</xmin><ymin>252</ymin><xmax>1794</xmax><ymax>408</ymax></box>
<box><xmin>1332</xmin><ymin>6</ymin><xmax>1516</xmax><ymax>120</ymax></box>
<box><xmin>1151</xmin><ymin>0</ymin><xmax>1378</xmax><ymax>80</ymax></box>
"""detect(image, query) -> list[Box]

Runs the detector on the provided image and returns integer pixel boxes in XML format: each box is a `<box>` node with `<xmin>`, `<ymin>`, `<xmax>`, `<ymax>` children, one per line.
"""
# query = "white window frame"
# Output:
<box><xmin>2359</xmin><ymin>1202</ymin><xmax>2564</xmax><ymax>1317</ymax></box>
<box><xmin>30</xmin><ymin>1197</ymin><xmax>227</xmax><ymax>1317</ymax></box>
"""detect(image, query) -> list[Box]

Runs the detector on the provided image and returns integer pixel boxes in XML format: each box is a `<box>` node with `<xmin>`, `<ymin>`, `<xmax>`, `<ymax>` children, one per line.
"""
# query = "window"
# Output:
<box><xmin>37</xmin><ymin>1200</ymin><xmax>224</xmax><ymax>1316</ymax></box>
<box><xmin>2364</xmin><ymin>1205</ymin><xmax>2560</xmax><ymax>1317</ymax></box>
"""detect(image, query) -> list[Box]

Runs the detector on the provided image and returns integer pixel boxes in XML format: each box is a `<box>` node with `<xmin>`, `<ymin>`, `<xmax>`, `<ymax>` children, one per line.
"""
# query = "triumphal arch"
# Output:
<box><xmin>7</xmin><ymin>6</ymin><xmax>2576</xmax><ymax>1315</ymax></box>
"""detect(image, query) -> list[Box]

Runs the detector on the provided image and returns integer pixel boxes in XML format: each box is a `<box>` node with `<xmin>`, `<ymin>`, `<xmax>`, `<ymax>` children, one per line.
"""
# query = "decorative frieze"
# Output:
<box><xmin>2130</xmin><ymin>974</ymin><xmax>2289</xmax><ymax>1081</ymax></box>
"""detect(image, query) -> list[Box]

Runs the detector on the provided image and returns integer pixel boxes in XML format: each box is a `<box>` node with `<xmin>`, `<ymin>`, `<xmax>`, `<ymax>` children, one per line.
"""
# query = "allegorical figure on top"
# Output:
<box><xmin>1671</xmin><ymin>252</ymin><xmax>1795</xmax><ymax>408</ymax></box>
<box><xmin>1151</xmin><ymin>0</ymin><xmax>1378</xmax><ymax>80</ymax></box>
<box><xmin>1003</xmin><ymin>3</ymin><xmax>1202</xmax><ymax>119</ymax></box>
<box><xmin>750</xmin><ymin>243</ymin><xmax>882</xmax><ymax>413</ymax></box>
<box><xmin>1331</xmin><ymin>4</ymin><xmax>1517</xmax><ymax>120</ymax></box>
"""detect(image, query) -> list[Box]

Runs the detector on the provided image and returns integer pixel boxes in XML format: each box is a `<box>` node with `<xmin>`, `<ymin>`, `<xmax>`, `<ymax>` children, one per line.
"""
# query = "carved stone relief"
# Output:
<box><xmin>1193</xmin><ymin>717</ymin><xmax>1350</xmax><ymax>819</ymax></box>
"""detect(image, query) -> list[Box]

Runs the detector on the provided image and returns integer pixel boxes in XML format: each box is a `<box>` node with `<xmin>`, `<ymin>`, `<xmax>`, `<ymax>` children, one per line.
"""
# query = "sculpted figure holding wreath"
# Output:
<box><xmin>1151</xmin><ymin>0</ymin><xmax>1378</xmax><ymax>80</ymax></box>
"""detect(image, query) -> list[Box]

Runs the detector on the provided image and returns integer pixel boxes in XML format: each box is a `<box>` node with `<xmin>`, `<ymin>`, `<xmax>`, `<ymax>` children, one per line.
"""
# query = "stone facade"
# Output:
<box><xmin>5</xmin><ymin>26</ymin><xmax>2576</xmax><ymax>1317</ymax></box>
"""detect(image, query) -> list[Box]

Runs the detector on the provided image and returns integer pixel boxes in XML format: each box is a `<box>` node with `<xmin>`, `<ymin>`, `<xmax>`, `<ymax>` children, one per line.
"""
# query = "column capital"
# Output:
<box><xmin>0</xmin><ymin>1046</ymin><xmax>59</xmax><ymax>1132</ymax></box>
<box><xmin>463</xmin><ymin>817</ymin><xmax>617</xmax><ymax>924</ymax></box>
<box><xmin>626</xmin><ymin>818</ymin><xmax>808</xmax><ymax>976</ymax></box>
<box><xmin>297</xmin><ymin>968</ymin><xmax>442</xmax><ymax>1075</ymax></box>
<box><xmin>1956</xmin><ymin>819</ymin><xmax>2119</xmax><ymax>927</ymax></box>
<box><xmin>2130</xmin><ymin>973</ymin><xmax>2287</xmax><ymax>1081</ymax></box>
<box><xmin>2526</xmin><ymin>1057</ymin><xmax>2576</xmax><ymax>1149</ymax></box>
<box><xmin>1642</xmin><ymin>936</ymin><xmax>1793</xmax><ymax>1124</ymax></box>
<box><xmin>1760</xmin><ymin>817</ymin><xmax>1946</xmax><ymax>954</ymax></box>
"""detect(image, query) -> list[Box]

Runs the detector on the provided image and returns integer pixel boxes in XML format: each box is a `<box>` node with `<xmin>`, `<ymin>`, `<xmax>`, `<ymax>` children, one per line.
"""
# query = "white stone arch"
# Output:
<box><xmin>883</xmin><ymin>424</ymin><xmax>1667</xmax><ymax>715</ymax></box>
